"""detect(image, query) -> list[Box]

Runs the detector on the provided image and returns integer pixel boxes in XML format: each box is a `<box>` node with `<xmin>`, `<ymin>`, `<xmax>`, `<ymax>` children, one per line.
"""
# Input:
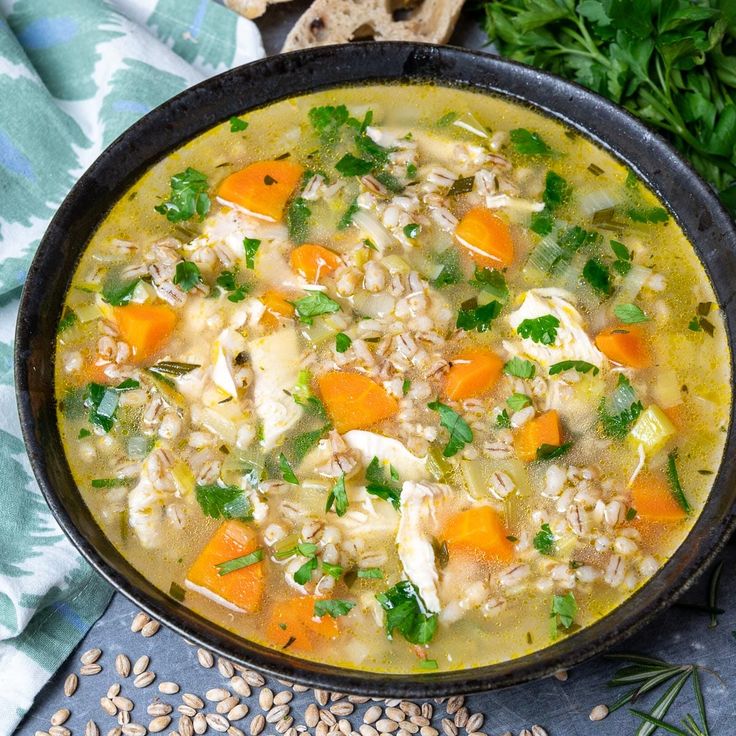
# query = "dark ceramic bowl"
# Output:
<box><xmin>15</xmin><ymin>42</ymin><xmax>736</xmax><ymax>697</ymax></box>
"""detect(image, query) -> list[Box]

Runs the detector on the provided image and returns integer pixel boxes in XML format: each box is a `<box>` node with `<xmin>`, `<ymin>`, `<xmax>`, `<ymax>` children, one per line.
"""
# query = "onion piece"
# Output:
<box><xmin>616</xmin><ymin>264</ymin><xmax>652</xmax><ymax>303</ymax></box>
<box><xmin>352</xmin><ymin>209</ymin><xmax>393</xmax><ymax>251</ymax></box>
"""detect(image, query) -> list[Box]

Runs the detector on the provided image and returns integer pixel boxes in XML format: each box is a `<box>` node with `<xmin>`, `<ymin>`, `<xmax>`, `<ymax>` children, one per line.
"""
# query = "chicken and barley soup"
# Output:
<box><xmin>55</xmin><ymin>84</ymin><xmax>730</xmax><ymax>673</ymax></box>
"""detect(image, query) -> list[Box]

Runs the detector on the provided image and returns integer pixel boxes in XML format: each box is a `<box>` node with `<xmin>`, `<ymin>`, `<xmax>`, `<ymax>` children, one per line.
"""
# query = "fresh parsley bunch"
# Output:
<box><xmin>483</xmin><ymin>0</ymin><xmax>736</xmax><ymax>215</ymax></box>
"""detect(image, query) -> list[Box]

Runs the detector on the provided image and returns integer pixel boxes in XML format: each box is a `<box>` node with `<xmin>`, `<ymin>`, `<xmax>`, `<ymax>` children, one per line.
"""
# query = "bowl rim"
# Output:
<box><xmin>14</xmin><ymin>41</ymin><xmax>736</xmax><ymax>697</ymax></box>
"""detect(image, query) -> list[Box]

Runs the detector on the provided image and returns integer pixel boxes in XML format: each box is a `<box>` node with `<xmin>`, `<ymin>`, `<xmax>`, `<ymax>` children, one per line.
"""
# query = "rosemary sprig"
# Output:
<box><xmin>606</xmin><ymin>654</ymin><xmax>712</xmax><ymax>736</ymax></box>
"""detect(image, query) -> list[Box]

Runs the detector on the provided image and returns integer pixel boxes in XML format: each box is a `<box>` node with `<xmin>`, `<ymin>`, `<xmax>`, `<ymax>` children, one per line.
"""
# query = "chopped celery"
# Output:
<box><xmin>171</xmin><ymin>461</ymin><xmax>195</xmax><ymax>497</ymax></box>
<box><xmin>629</xmin><ymin>405</ymin><xmax>676</xmax><ymax>455</ymax></box>
<box><xmin>75</xmin><ymin>302</ymin><xmax>102</xmax><ymax>323</ymax></box>
<box><xmin>460</xmin><ymin>459</ymin><xmax>487</xmax><ymax>499</ymax></box>
<box><xmin>426</xmin><ymin>445</ymin><xmax>453</xmax><ymax>481</ymax></box>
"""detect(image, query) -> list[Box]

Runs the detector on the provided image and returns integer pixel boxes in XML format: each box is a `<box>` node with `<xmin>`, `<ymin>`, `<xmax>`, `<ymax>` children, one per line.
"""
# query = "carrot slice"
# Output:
<box><xmin>218</xmin><ymin>160</ymin><xmax>304</xmax><ymax>221</ymax></box>
<box><xmin>112</xmin><ymin>304</ymin><xmax>177</xmax><ymax>363</ymax></box>
<box><xmin>444</xmin><ymin>348</ymin><xmax>504</xmax><ymax>400</ymax></box>
<box><xmin>631</xmin><ymin>472</ymin><xmax>687</xmax><ymax>522</ymax></box>
<box><xmin>318</xmin><ymin>371</ymin><xmax>399</xmax><ymax>433</ymax></box>
<box><xmin>454</xmin><ymin>207</ymin><xmax>515</xmax><ymax>268</ymax></box>
<box><xmin>442</xmin><ymin>506</ymin><xmax>514</xmax><ymax>562</ymax></box>
<box><xmin>266</xmin><ymin>596</ymin><xmax>339</xmax><ymax>652</ymax></box>
<box><xmin>186</xmin><ymin>520</ymin><xmax>265</xmax><ymax>613</ymax></box>
<box><xmin>259</xmin><ymin>290</ymin><xmax>295</xmax><ymax>329</ymax></box>
<box><xmin>290</xmin><ymin>244</ymin><xmax>342</xmax><ymax>283</ymax></box>
<box><xmin>595</xmin><ymin>325</ymin><xmax>651</xmax><ymax>368</ymax></box>
<box><xmin>513</xmin><ymin>410</ymin><xmax>562</xmax><ymax>462</ymax></box>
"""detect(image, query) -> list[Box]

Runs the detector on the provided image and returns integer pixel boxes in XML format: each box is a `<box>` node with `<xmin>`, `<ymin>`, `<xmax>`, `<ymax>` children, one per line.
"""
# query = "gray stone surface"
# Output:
<box><xmin>15</xmin><ymin>6</ymin><xmax>736</xmax><ymax>735</ymax></box>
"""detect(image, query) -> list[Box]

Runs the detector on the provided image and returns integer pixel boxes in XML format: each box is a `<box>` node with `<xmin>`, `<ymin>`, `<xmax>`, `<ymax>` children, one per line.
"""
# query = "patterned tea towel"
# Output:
<box><xmin>0</xmin><ymin>1</ymin><xmax>263</xmax><ymax>730</ymax></box>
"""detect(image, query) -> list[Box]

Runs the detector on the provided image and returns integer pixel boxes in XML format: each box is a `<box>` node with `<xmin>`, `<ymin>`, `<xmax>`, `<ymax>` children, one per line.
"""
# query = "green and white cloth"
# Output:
<box><xmin>0</xmin><ymin>1</ymin><xmax>263</xmax><ymax>729</ymax></box>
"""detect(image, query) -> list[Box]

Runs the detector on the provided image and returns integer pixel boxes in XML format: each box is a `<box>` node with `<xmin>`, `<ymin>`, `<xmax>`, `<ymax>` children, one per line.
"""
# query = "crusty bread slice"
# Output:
<box><xmin>225</xmin><ymin>0</ymin><xmax>294</xmax><ymax>20</ymax></box>
<box><xmin>282</xmin><ymin>0</ymin><xmax>465</xmax><ymax>51</ymax></box>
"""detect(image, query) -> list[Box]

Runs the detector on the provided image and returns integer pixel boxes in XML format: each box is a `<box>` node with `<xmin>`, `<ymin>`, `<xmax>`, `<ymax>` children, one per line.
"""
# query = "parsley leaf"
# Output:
<box><xmin>503</xmin><ymin>357</ymin><xmax>536</xmax><ymax>379</ymax></box>
<box><xmin>507</xmin><ymin>393</ymin><xmax>532</xmax><ymax>411</ymax></box>
<box><xmin>530</xmin><ymin>171</ymin><xmax>572</xmax><ymax>235</ymax></box>
<box><xmin>533</xmin><ymin>523</ymin><xmax>556</xmax><ymax>555</ymax></box>
<box><xmin>154</xmin><ymin>168</ymin><xmax>210</xmax><ymax>222</ymax></box>
<box><xmin>292</xmin><ymin>292</ymin><xmax>340</xmax><ymax>324</ymax></box>
<box><xmin>611</xmin><ymin>239</ymin><xmax>632</xmax><ymax>275</ymax></box>
<box><xmin>496</xmin><ymin>409</ymin><xmax>511</xmax><ymax>428</ymax></box>
<box><xmin>216</xmin><ymin>548</ymin><xmax>263</xmax><ymax>575</ymax></box>
<box><xmin>294</xmin><ymin>556</ymin><xmax>318</xmax><ymax>585</ymax></box>
<box><xmin>229</xmin><ymin>117</ymin><xmax>248</xmax><ymax>132</ymax></box>
<box><xmin>550</xmin><ymin>592</ymin><xmax>577</xmax><ymax>639</ymax></box>
<box><xmin>583</xmin><ymin>258</ymin><xmax>613</xmax><ymax>296</ymax></box>
<box><xmin>517</xmin><ymin>314</ymin><xmax>560</xmax><ymax>344</ymax></box>
<box><xmin>427</xmin><ymin>401</ymin><xmax>473</xmax><ymax>458</ymax></box>
<box><xmin>403</xmin><ymin>223</ymin><xmax>420</xmax><ymax>238</ymax></box>
<box><xmin>325</xmin><ymin>473</ymin><xmax>348</xmax><ymax>516</ymax></box>
<box><xmin>309</xmin><ymin>104</ymin><xmax>349</xmax><ymax>143</ymax></box>
<box><xmin>469</xmin><ymin>267</ymin><xmax>509</xmax><ymax>301</ymax></box>
<box><xmin>293</xmin><ymin>425</ymin><xmax>331</xmax><ymax>462</ymax></box>
<box><xmin>599</xmin><ymin>374</ymin><xmax>643</xmax><ymax>438</ymax></box>
<box><xmin>216</xmin><ymin>271</ymin><xmax>249</xmax><ymax>302</ymax></box>
<box><xmin>243</xmin><ymin>237</ymin><xmax>260</xmax><ymax>269</ymax></box>
<box><xmin>358</xmin><ymin>567</ymin><xmax>384</xmax><ymax>579</ymax></box>
<box><xmin>278</xmin><ymin>453</ymin><xmax>299</xmax><ymax>484</ymax></box>
<box><xmin>510</xmin><ymin>128</ymin><xmax>552</xmax><ymax>155</ymax></box>
<box><xmin>173</xmin><ymin>261</ymin><xmax>202</xmax><ymax>292</ymax></box>
<box><xmin>286</xmin><ymin>197</ymin><xmax>311</xmax><ymax>243</ymax></box>
<box><xmin>335</xmin><ymin>332</ymin><xmax>352</xmax><ymax>353</ymax></box>
<box><xmin>364</xmin><ymin>456</ymin><xmax>401</xmax><ymax>510</ymax></box>
<box><xmin>548</xmin><ymin>360</ymin><xmax>599</xmax><ymax>376</ymax></box>
<box><xmin>536</xmin><ymin>442</ymin><xmax>572</xmax><ymax>461</ymax></box>
<box><xmin>102</xmin><ymin>278</ymin><xmax>139</xmax><ymax>306</ymax></box>
<box><xmin>626</xmin><ymin>205</ymin><xmax>669</xmax><ymax>223</ymax></box>
<box><xmin>614</xmin><ymin>303</ymin><xmax>649</xmax><ymax>323</ymax></box>
<box><xmin>195</xmin><ymin>484</ymin><xmax>253</xmax><ymax>520</ymax></box>
<box><xmin>314</xmin><ymin>599</ymin><xmax>355</xmax><ymax>618</ymax></box>
<box><xmin>338</xmin><ymin>197</ymin><xmax>359</xmax><ymax>230</ymax></box>
<box><xmin>431</xmin><ymin>247</ymin><xmax>463</xmax><ymax>288</ymax></box>
<box><xmin>456</xmin><ymin>299</ymin><xmax>502</xmax><ymax>332</ymax></box>
<box><xmin>336</xmin><ymin>153</ymin><xmax>373</xmax><ymax>177</ymax></box>
<box><xmin>376</xmin><ymin>581</ymin><xmax>438</xmax><ymax>645</ymax></box>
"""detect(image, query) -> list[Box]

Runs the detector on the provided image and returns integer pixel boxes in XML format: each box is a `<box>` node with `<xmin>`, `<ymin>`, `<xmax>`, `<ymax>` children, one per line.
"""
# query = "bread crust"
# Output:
<box><xmin>282</xmin><ymin>0</ymin><xmax>466</xmax><ymax>51</ymax></box>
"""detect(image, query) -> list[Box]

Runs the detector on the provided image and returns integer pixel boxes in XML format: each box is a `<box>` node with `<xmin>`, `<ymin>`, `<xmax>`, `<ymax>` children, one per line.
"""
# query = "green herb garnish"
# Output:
<box><xmin>278</xmin><ymin>453</ymin><xmax>299</xmax><ymax>485</ymax></box>
<box><xmin>550</xmin><ymin>592</ymin><xmax>577</xmax><ymax>639</ymax></box>
<box><xmin>286</xmin><ymin>197</ymin><xmax>311</xmax><ymax>243</ymax></box>
<box><xmin>335</xmin><ymin>333</ymin><xmax>352</xmax><ymax>353</ymax></box>
<box><xmin>666</xmin><ymin>450</ymin><xmax>693</xmax><ymax>514</ymax></box>
<box><xmin>314</xmin><ymin>599</ymin><xmax>355</xmax><ymax>618</ymax></box>
<box><xmin>456</xmin><ymin>299</ymin><xmax>502</xmax><ymax>332</ymax></box>
<box><xmin>503</xmin><ymin>357</ymin><xmax>536</xmax><ymax>379</ymax></box>
<box><xmin>376</xmin><ymin>581</ymin><xmax>437</xmax><ymax>645</ymax></box>
<box><xmin>427</xmin><ymin>401</ymin><xmax>473</xmax><ymax>458</ymax></box>
<box><xmin>533</xmin><ymin>523</ymin><xmax>556</xmax><ymax>556</ymax></box>
<box><xmin>229</xmin><ymin>117</ymin><xmax>248</xmax><ymax>132</ymax></box>
<box><xmin>510</xmin><ymin>128</ymin><xmax>552</xmax><ymax>155</ymax></box>
<box><xmin>548</xmin><ymin>360</ymin><xmax>599</xmax><ymax>376</ymax></box>
<box><xmin>325</xmin><ymin>473</ymin><xmax>348</xmax><ymax>516</ymax></box>
<box><xmin>173</xmin><ymin>261</ymin><xmax>202</xmax><ymax>292</ymax></box>
<box><xmin>614</xmin><ymin>303</ymin><xmax>649</xmax><ymax>323</ymax></box>
<box><xmin>195</xmin><ymin>484</ymin><xmax>253</xmax><ymax>520</ymax></box>
<box><xmin>506</xmin><ymin>393</ymin><xmax>532</xmax><ymax>411</ymax></box>
<box><xmin>517</xmin><ymin>314</ymin><xmax>560</xmax><ymax>344</ymax></box>
<box><xmin>292</xmin><ymin>292</ymin><xmax>340</xmax><ymax>324</ymax></box>
<box><xmin>216</xmin><ymin>548</ymin><xmax>263</xmax><ymax>576</ymax></box>
<box><xmin>155</xmin><ymin>168</ymin><xmax>210</xmax><ymax>222</ymax></box>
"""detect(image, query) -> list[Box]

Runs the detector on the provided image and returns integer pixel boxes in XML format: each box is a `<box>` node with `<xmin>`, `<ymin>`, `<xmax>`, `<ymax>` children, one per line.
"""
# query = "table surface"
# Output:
<box><xmin>16</xmin><ymin>5</ymin><xmax>736</xmax><ymax>735</ymax></box>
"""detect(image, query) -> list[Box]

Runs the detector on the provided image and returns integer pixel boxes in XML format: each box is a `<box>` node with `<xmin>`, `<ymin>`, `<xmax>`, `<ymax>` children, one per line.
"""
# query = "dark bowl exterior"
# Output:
<box><xmin>14</xmin><ymin>42</ymin><xmax>736</xmax><ymax>697</ymax></box>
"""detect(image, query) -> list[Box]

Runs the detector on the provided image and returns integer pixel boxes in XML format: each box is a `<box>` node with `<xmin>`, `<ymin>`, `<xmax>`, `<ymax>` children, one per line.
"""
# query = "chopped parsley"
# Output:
<box><xmin>507</xmin><ymin>393</ymin><xmax>532</xmax><ymax>411</ymax></box>
<box><xmin>243</xmin><ymin>237</ymin><xmax>260</xmax><ymax>269</ymax></box>
<box><xmin>626</xmin><ymin>205</ymin><xmax>669</xmax><ymax>224</ymax></box>
<box><xmin>469</xmin><ymin>267</ymin><xmax>509</xmax><ymax>301</ymax></box>
<box><xmin>216</xmin><ymin>548</ymin><xmax>263</xmax><ymax>576</ymax></box>
<box><xmin>548</xmin><ymin>360</ymin><xmax>599</xmax><ymax>376</ymax></box>
<box><xmin>610</xmin><ymin>239</ymin><xmax>632</xmax><ymax>275</ymax></box>
<box><xmin>85</xmin><ymin>379</ymin><xmax>139</xmax><ymax>432</ymax></box>
<box><xmin>536</xmin><ymin>442</ymin><xmax>572</xmax><ymax>461</ymax></box>
<box><xmin>456</xmin><ymin>299</ymin><xmax>502</xmax><ymax>332</ymax></box>
<box><xmin>376</xmin><ymin>581</ymin><xmax>437</xmax><ymax>645</ymax></box>
<box><xmin>293</xmin><ymin>556</ymin><xmax>318</xmax><ymax>585</ymax></box>
<box><xmin>321</xmin><ymin>561</ymin><xmax>343</xmax><ymax>579</ymax></box>
<box><xmin>517</xmin><ymin>314</ymin><xmax>560</xmax><ymax>345</ymax></box>
<box><xmin>599</xmin><ymin>374</ymin><xmax>643</xmax><ymax>438</ymax></box>
<box><xmin>286</xmin><ymin>196</ymin><xmax>311</xmax><ymax>243</ymax></box>
<box><xmin>447</xmin><ymin>176</ymin><xmax>475</xmax><ymax>196</ymax></box>
<box><xmin>314</xmin><ymin>599</ymin><xmax>355</xmax><ymax>618</ymax></box>
<box><xmin>614</xmin><ymin>303</ymin><xmax>649</xmax><ymax>323</ymax></box>
<box><xmin>335</xmin><ymin>332</ymin><xmax>352</xmax><ymax>353</ymax></box>
<box><xmin>338</xmin><ymin>197</ymin><xmax>359</xmax><ymax>230</ymax></box>
<box><xmin>666</xmin><ymin>450</ymin><xmax>693</xmax><ymax>514</ymax></box>
<box><xmin>403</xmin><ymin>223</ymin><xmax>420</xmax><ymax>238</ymax></box>
<box><xmin>101</xmin><ymin>278</ymin><xmax>139</xmax><ymax>306</ymax></box>
<box><xmin>530</xmin><ymin>171</ymin><xmax>571</xmax><ymax>235</ymax></box>
<box><xmin>427</xmin><ymin>401</ymin><xmax>473</xmax><ymax>458</ymax></box>
<box><xmin>229</xmin><ymin>117</ymin><xmax>248</xmax><ymax>132</ymax></box>
<box><xmin>292</xmin><ymin>292</ymin><xmax>340</xmax><ymax>324</ymax></box>
<box><xmin>357</xmin><ymin>567</ymin><xmax>384</xmax><ymax>579</ymax></box>
<box><xmin>336</xmin><ymin>153</ymin><xmax>373</xmax><ymax>177</ymax></box>
<box><xmin>173</xmin><ymin>261</ymin><xmax>202</xmax><ymax>292</ymax></box>
<box><xmin>533</xmin><ymin>523</ymin><xmax>556</xmax><ymax>555</ymax></box>
<box><xmin>195</xmin><ymin>484</ymin><xmax>253</xmax><ymax>520</ymax></box>
<box><xmin>550</xmin><ymin>592</ymin><xmax>577</xmax><ymax>639</ymax></box>
<box><xmin>154</xmin><ymin>168</ymin><xmax>210</xmax><ymax>223</ymax></box>
<box><xmin>503</xmin><ymin>357</ymin><xmax>536</xmax><ymax>379</ymax></box>
<box><xmin>308</xmin><ymin>104</ymin><xmax>349</xmax><ymax>143</ymax></box>
<box><xmin>215</xmin><ymin>271</ymin><xmax>248</xmax><ymax>302</ymax></box>
<box><xmin>510</xmin><ymin>128</ymin><xmax>552</xmax><ymax>156</ymax></box>
<box><xmin>496</xmin><ymin>409</ymin><xmax>512</xmax><ymax>428</ymax></box>
<box><xmin>582</xmin><ymin>258</ymin><xmax>613</xmax><ymax>296</ymax></box>
<box><xmin>431</xmin><ymin>247</ymin><xmax>463</xmax><ymax>288</ymax></box>
<box><xmin>325</xmin><ymin>473</ymin><xmax>348</xmax><ymax>516</ymax></box>
<box><xmin>278</xmin><ymin>453</ymin><xmax>299</xmax><ymax>484</ymax></box>
<box><xmin>364</xmin><ymin>456</ymin><xmax>402</xmax><ymax>510</ymax></box>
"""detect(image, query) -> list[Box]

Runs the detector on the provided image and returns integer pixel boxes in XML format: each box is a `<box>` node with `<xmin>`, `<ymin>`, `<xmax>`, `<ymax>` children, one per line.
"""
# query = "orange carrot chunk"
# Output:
<box><xmin>442</xmin><ymin>506</ymin><xmax>514</xmax><ymax>562</ymax></box>
<box><xmin>218</xmin><ymin>160</ymin><xmax>304</xmax><ymax>221</ymax></box>
<box><xmin>444</xmin><ymin>348</ymin><xmax>504</xmax><ymax>401</ymax></box>
<box><xmin>259</xmin><ymin>290</ymin><xmax>295</xmax><ymax>329</ymax></box>
<box><xmin>289</xmin><ymin>244</ymin><xmax>342</xmax><ymax>283</ymax></box>
<box><xmin>595</xmin><ymin>325</ymin><xmax>651</xmax><ymax>368</ymax></box>
<box><xmin>454</xmin><ymin>207</ymin><xmax>515</xmax><ymax>268</ymax></box>
<box><xmin>266</xmin><ymin>596</ymin><xmax>339</xmax><ymax>652</ymax></box>
<box><xmin>112</xmin><ymin>304</ymin><xmax>177</xmax><ymax>363</ymax></box>
<box><xmin>631</xmin><ymin>472</ymin><xmax>687</xmax><ymax>522</ymax></box>
<box><xmin>513</xmin><ymin>410</ymin><xmax>562</xmax><ymax>462</ymax></box>
<box><xmin>185</xmin><ymin>520</ymin><xmax>265</xmax><ymax>613</ymax></box>
<box><xmin>318</xmin><ymin>371</ymin><xmax>398</xmax><ymax>433</ymax></box>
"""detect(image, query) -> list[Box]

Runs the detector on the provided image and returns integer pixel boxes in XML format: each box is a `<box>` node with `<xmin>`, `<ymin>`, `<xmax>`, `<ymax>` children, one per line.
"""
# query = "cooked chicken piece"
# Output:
<box><xmin>343</xmin><ymin>430</ymin><xmax>428</xmax><ymax>481</ymax></box>
<box><xmin>507</xmin><ymin>288</ymin><xmax>607</xmax><ymax>369</ymax></box>
<box><xmin>396</xmin><ymin>481</ymin><xmax>454</xmax><ymax>613</ymax></box>
<box><xmin>248</xmin><ymin>327</ymin><xmax>303</xmax><ymax>451</ymax></box>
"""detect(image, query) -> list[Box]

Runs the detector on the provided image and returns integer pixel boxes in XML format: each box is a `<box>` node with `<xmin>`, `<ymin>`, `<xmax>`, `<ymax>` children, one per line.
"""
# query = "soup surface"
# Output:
<box><xmin>55</xmin><ymin>84</ymin><xmax>730</xmax><ymax>673</ymax></box>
